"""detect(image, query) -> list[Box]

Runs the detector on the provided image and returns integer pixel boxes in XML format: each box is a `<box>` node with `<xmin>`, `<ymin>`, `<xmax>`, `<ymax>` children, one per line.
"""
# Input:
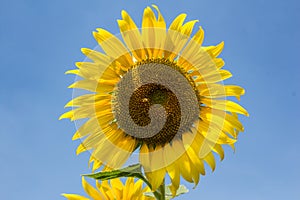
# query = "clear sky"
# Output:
<box><xmin>0</xmin><ymin>0</ymin><xmax>299</xmax><ymax>199</ymax></box>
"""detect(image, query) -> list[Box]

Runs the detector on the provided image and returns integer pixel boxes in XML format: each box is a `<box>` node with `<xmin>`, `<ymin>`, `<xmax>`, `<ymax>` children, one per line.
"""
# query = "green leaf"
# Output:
<box><xmin>82</xmin><ymin>164</ymin><xmax>144</xmax><ymax>181</ymax></box>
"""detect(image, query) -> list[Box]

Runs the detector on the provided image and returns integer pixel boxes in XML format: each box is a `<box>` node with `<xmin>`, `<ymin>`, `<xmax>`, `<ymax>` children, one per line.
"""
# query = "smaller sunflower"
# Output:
<box><xmin>62</xmin><ymin>177</ymin><xmax>153</xmax><ymax>200</ymax></box>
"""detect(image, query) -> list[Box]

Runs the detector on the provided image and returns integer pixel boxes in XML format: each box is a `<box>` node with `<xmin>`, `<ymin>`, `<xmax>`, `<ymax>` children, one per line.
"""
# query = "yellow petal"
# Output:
<box><xmin>75</xmin><ymin>61</ymin><xmax>121</xmax><ymax>81</ymax></box>
<box><xmin>180</xmin><ymin>20</ymin><xmax>198</xmax><ymax>36</ymax></box>
<box><xmin>200</xmin><ymin>110</ymin><xmax>237</xmax><ymax>139</ymax></box>
<box><xmin>169</xmin><ymin>14</ymin><xmax>186</xmax><ymax>31</ymax></box>
<box><xmin>81</xmin><ymin>177</ymin><xmax>103</xmax><ymax>199</ymax></box>
<box><xmin>140</xmin><ymin>144</ymin><xmax>151</xmax><ymax>172</ymax></box>
<box><xmin>142</xmin><ymin>6</ymin><xmax>156</xmax><ymax>28</ymax></box>
<box><xmin>59</xmin><ymin>110</ymin><xmax>73</xmax><ymax>120</ymax></box>
<box><xmin>224</xmin><ymin>85</ymin><xmax>245</xmax><ymax>100</ymax></box>
<box><xmin>178</xmin><ymin>152</ymin><xmax>193</xmax><ymax>183</ymax></box>
<box><xmin>97</xmin><ymin>181</ymin><xmax>113</xmax><ymax>199</ymax></box>
<box><xmin>200</xmin><ymin>84</ymin><xmax>245</xmax><ymax>100</ymax></box>
<box><xmin>72</xmin><ymin>118</ymin><xmax>100</xmax><ymax>140</ymax></box>
<box><xmin>203</xmin><ymin>41</ymin><xmax>224</xmax><ymax>57</ymax></box>
<box><xmin>163</xmin><ymin>144</ymin><xmax>180</xmax><ymax>195</ymax></box>
<box><xmin>132</xmin><ymin>179</ymin><xmax>143</xmax><ymax>197</ymax></box>
<box><xmin>213</xmin><ymin>57</ymin><xmax>225</xmax><ymax>69</ymax></box>
<box><xmin>145</xmin><ymin>167</ymin><xmax>166</xmax><ymax>191</ymax></box>
<box><xmin>212</xmin><ymin>144</ymin><xmax>225</xmax><ymax>160</ymax></box>
<box><xmin>149</xmin><ymin>145</ymin><xmax>165</xmax><ymax>172</ymax></box>
<box><xmin>65</xmin><ymin>69</ymin><xmax>80</xmax><ymax>76</ymax></box>
<box><xmin>118</xmin><ymin>10</ymin><xmax>146</xmax><ymax>61</ymax></box>
<box><xmin>93</xmin><ymin>28</ymin><xmax>133</xmax><ymax>68</ymax></box>
<box><xmin>151</xmin><ymin>5</ymin><xmax>166</xmax><ymax>28</ymax></box>
<box><xmin>192</xmin><ymin>26</ymin><xmax>204</xmax><ymax>46</ymax></box>
<box><xmin>78</xmin><ymin>126</ymin><xmax>113</xmax><ymax>155</ymax></box>
<box><xmin>164</xmin><ymin>13</ymin><xmax>189</xmax><ymax>60</ymax></box>
<box><xmin>143</xmin><ymin>146</ymin><xmax>166</xmax><ymax>191</ymax></box>
<box><xmin>226</xmin><ymin>112</ymin><xmax>244</xmax><ymax>132</ymax></box>
<box><xmin>200</xmin><ymin>107</ymin><xmax>244</xmax><ymax>134</ymax></box>
<box><xmin>204</xmin><ymin>152</ymin><xmax>216</xmax><ymax>171</ymax></box>
<box><xmin>76</xmin><ymin>143</ymin><xmax>88</xmax><ymax>155</ymax></box>
<box><xmin>91</xmin><ymin>130</ymin><xmax>135</xmax><ymax>168</ymax></box>
<box><xmin>197</xmin><ymin>118</ymin><xmax>237</xmax><ymax>145</ymax></box>
<box><xmin>201</xmin><ymin>99</ymin><xmax>249</xmax><ymax>116</ymax></box>
<box><xmin>81</xmin><ymin>48</ymin><xmax>112</xmax><ymax>64</ymax></box>
<box><xmin>178</xmin><ymin>26</ymin><xmax>204</xmax><ymax>67</ymax></box>
<box><xmin>118</xmin><ymin>20</ymin><xmax>145</xmax><ymax>61</ymax></box>
<box><xmin>66</xmin><ymin>67</ymin><xmax>111</xmax><ymax>83</ymax></box>
<box><xmin>110</xmin><ymin>178</ymin><xmax>124</xmax><ymax>199</ymax></box>
<box><xmin>183</xmin><ymin>146</ymin><xmax>204</xmax><ymax>185</ymax></box>
<box><xmin>121</xmin><ymin>10</ymin><xmax>138</xmax><ymax>29</ymax></box>
<box><xmin>183</xmin><ymin>135</ymin><xmax>205</xmax><ymax>175</ymax></box>
<box><xmin>171</xmin><ymin>140</ymin><xmax>193</xmax><ymax>183</ymax></box>
<box><xmin>61</xmin><ymin>194</ymin><xmax>90</xmax><ymax>200</ymax></box>
<box><xmin>91</xmin><ymin>159</ymin><xmax>103</xmax><ymax>172</ymax></box>
<box><xmin>142</xmin><ymin>7</ymin><xmax>157</xmax><ymax>58</ymax></box>
<box><xmin>189</xmin><ymin>159</ymin><xmax>200</xmax><ymax>186</ymax></box>
<box><xmin>123</xmin><ymin>178</ymin><xmax>134</xmax><ymax>199</ymax></box>
<box><xmin>65</xmin><ymin>94</ymin><xmax>110</xmax><ymax>108</ymax></box>
<box><xmin>63</xmin><ymin>102</ymin><xmax>110</xmax><ymax>122</ymax></box>
<box><xmin>195</xmin><ymin>69</ymin><xmax>232</xmax><ymax>83</ymax></box>
<box><xmin>63</xmin><ymin>105</ymin><xmax>94</xmax><ymax>121</ymax></box>
<box><xmin>68</xmin><ymin>80</ymin><xmax>98</xmax><ymax>92</ymax></box>
<box><xmin>107</xmin><ymin>136</ymin><xmax>137</xmax><ymax>167</ymax></box>
<box><xmin>150</xmin><ymin>5</ymin><xmax>167</xmax><ymax>57</ymax></box>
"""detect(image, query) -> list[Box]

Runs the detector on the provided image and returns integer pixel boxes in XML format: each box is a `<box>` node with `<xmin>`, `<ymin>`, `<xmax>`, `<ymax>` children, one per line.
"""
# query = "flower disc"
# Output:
<box><xmin>113</xmin><ymin>60</ymin><xmax>199</xmax><ymax>146</ymax></box>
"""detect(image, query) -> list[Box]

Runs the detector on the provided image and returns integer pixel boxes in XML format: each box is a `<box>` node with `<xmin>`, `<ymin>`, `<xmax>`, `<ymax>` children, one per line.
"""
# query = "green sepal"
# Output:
<box><xmin>144</xmin><ymin>184</ymin><xmax>189</xmax><ymax>199</ymax></box>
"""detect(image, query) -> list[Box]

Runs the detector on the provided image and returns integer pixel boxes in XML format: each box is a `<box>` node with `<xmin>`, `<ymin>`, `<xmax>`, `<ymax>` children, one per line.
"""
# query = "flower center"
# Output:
<box><xmin>128</xmin><ymin>83</ymin><xmax>181</xmax><ymax>146</ymax></box>
<box><xmin>113</xmin><ymin>59</ymin><xmax>200</xmax><ymax>147</ymax></box>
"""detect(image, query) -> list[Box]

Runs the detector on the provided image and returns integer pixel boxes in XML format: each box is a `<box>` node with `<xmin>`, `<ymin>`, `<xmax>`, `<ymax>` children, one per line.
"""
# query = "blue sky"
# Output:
<box><xmin>0</xmin><ymin>0</ymin><xmax>299</xmax><ymax>199</ymax></box>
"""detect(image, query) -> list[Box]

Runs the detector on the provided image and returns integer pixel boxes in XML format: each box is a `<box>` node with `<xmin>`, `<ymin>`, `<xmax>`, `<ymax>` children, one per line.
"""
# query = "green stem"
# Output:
<box><xmin>158</xmin><ymin>178</ymin><xmax>165</xmax><ymax>200</ymax></box>
<box><xmin>139</xmin><ymin>175</ymin><xmax>161</xmax><ymax>200</ymax></box>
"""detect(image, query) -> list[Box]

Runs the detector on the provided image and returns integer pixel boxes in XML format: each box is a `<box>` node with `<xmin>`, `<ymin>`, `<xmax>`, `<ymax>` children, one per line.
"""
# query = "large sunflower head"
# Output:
<box><xmin>61</xmin><ymin>5</ymin><xmax>248</xmax><ymax>193</ymax></box>
<box><xmin>62</xmin><ymin>177</ymin><xmax>154</xmax><ymax>200</ymax></box>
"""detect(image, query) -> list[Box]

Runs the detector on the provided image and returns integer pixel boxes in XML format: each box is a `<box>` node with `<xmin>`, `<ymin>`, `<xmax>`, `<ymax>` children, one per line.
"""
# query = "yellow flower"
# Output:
<box><xmin>60</xmin><ymin>5</ymin><xmax>248</xmax><ymax>194</ymax></box>
<box><xmin>62</xmin><ymin>177</ymin><xmax>154</xmax><ymax>200</ymax></box>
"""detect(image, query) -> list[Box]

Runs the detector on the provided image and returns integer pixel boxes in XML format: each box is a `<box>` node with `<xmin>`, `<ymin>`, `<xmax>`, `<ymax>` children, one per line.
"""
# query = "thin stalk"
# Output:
<box><xmin>158</xmin><ymin>178</ymin><xmax>165</xmax><ymax>200</ymax></box>
<box><xmin>139</xmin><ymin>175</ymin><xmax>161</xmax><ymax>199</ymax></box>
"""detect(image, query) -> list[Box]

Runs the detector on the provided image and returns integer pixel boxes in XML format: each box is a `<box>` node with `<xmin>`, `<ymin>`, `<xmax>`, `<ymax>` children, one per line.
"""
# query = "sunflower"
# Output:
<box><xmin>62</xmin><ymin>177</ymin><xmax>154</xmax><ymax>200</ymax></box>
<box><xmin>60</xmin><ymin>5</ymin><xmax>248</xmax><ymax>194</ymax></box>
